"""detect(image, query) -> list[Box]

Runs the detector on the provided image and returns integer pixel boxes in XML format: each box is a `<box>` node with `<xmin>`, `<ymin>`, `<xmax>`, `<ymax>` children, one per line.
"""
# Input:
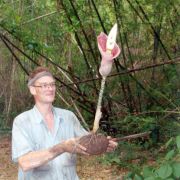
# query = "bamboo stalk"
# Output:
<box><xmin>22</xmin><ymin>11</ymin><xmax>57</xmax><ymax>24</ymax></box>
<box><xmin>132</xmin><ymin>0</ymin><xmax>171</xmax><ymax>60</ymax></box>
<box><xmin>0</xmin><ymin>35</ymin><xmax>29</xmax><ymax>75</ymax></box>
<box><xmin>0</xmin><ymin>29</ymin><xmax>80</xmax><ymax>79</ymax></box>
<box><xmin>68</xmin><ymin>0</ymin><xmax>98</xmax><ymax>66</ymax></box>
<box><xmin>0</xmin><ymin>33</ymin><xmax>95</xmax><ymax>114</ymax></box>
<box><xmin>59</xmin><ymin>57</ymin><xmax>180</xmax><ymax>86</ymax></box>
<box><xmin>60</xmin><ymin>0</ymin><xmax>98</xmax><ymax>94</ymax></box>
<box><xmin>71</xmin><ymin>98</ymin><xmax>90</xmax><ymax>131</ymax></box>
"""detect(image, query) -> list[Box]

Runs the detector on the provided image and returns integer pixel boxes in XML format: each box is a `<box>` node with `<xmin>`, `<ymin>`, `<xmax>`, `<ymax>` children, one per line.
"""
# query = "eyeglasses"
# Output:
<box><xmin>33</xmin><ymin>82</ymin><xmax>56</xmax><ymax>89</ymax></box>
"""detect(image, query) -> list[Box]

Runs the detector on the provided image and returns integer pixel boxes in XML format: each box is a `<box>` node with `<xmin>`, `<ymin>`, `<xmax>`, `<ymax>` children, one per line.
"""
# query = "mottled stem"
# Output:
<box><xmin>92</xmin><ymin>76</ymin><xmax>106</xmax><ymax>133</ymax></box>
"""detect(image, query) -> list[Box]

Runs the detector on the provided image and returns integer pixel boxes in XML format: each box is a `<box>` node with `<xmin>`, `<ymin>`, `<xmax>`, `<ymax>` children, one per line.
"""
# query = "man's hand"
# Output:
<box><xmin>50</xmin><ymin>137</ymin><xmax>89</xmax><ymax>156</ymax></box>
<box><xmin>106</xmin><ymin>136</ymin><xmax>118</xmax><ymax>152</ymax></box>
<box><xmin>62</xmin><ymin>137</ymin><xmax>89</xmax><ymax>155</ymax></box>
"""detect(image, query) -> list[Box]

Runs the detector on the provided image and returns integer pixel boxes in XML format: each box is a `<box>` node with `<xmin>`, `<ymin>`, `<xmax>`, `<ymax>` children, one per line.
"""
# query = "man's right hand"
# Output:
<box><xmin>62</xmin><ymin>137</ymin><xmax>89</xmax><ymax>155</ymax></box>
<box><xmin>18</xmin><ymin>137</ymin><xmax>89</xmax><ymax>172</ymax></box>
<box><xmin>50</xmin><ymin>137</ymin><xmax>89</xmax><ymax>156</ymax></box>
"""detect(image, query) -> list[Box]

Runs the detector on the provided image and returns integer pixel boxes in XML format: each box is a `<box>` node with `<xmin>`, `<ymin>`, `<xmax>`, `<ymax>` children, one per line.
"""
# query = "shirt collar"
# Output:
<box><xmin>52</xmin><ymin>107</ymin><xmax>63</xmax><ymax>124</ymax></box>
<box><xmin>32</xmin><ymin>105</ymin><xmax>44</xmax><ymax>124</ymax></box>
<box><xmin>32</xmin><ymin>105</ymin><xmax>62</xmax><ymax>124</ymax></box>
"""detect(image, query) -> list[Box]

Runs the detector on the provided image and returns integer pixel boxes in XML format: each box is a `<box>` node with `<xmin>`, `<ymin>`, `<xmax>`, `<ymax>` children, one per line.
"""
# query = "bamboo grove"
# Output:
<box><xmin>0</xmin><ymin>0</ymin><xmax>179</xmax><ymax>137</ymax></box>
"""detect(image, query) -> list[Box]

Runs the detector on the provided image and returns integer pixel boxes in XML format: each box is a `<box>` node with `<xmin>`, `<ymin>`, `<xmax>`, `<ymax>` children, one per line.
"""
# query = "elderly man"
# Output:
<box><xmin>12</xmin><ymin>66</ymin><xmax>117</xmax><ymax>180</ymax></box>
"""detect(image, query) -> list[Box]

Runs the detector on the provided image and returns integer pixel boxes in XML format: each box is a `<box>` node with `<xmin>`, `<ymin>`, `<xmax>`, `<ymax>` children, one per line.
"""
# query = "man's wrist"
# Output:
<box><xmin>49</xmin><ymin>143</ymin><xmax>65</xmax><ymax>157</ymax></box>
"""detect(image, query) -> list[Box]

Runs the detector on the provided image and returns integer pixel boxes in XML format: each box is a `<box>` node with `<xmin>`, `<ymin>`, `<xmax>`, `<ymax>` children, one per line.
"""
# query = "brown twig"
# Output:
<box><xmin>114</xmin><ymin>131</ymin><xmax>151</xmax><ymax>142</ymax></box>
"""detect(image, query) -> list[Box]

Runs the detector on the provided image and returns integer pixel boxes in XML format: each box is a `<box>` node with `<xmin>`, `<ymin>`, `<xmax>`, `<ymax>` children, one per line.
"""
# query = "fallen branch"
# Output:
<box><xmin>114</xmin><ymin>131</ymin><xmax>151</xmax><ymax>142</ymax></box>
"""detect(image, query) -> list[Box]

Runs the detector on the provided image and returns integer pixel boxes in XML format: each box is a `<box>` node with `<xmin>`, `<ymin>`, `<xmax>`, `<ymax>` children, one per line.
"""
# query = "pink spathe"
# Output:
<box><xmin>97</xmin><ymin>32</ymin><xmax>121</xmax><ymax>77</ymax></box>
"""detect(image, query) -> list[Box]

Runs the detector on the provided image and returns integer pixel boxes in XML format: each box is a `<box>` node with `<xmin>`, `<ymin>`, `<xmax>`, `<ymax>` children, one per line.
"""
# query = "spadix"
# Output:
<box><xmin>106</xmin><ymin>23</ymin><xmax>117</xmax><ymax>52</ymax></box>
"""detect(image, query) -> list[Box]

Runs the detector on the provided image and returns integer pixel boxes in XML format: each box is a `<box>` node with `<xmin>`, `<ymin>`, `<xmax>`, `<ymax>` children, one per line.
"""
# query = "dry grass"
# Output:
<box><xmin>0</xmin><ymin>135</ymin><xmax>17</xmax><ymax>180</ymax></box>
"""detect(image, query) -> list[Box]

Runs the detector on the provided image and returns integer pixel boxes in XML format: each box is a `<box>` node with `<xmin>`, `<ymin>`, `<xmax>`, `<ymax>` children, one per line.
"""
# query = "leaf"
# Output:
<box><xmin>165</xmin><ymin>150</ymin><xmax>175</xmax><ymax>160</ymax></box>
<box><xmin>144</xmin><ymin>177</ymin><xmax>155</xmax><ymax>180</ymax></box>
<box><xmin>134</xmin><ymin>174</ymin><xmax>143</xmax><ymax>180</ymax></box>
<box><xmin>176</xmin><ymin>136</ymin><xmax>180</xmax><ymax>150</ymax></box>
<box><xmin>124</xmin><ymin>172</ymin><xmax>134</xmax><ymax>180</ymax></box>
<box><xmin>172</xmin><ymin>162</ymin><xmax>180</xmax><ymax>178</ymax></box>
<box><xmin>111</xmin><ymin>157</ymin><xmax>121</xmax><ymax>164</ymax></box>
<box><xmin>144</xmin><ymin>178</ymin><xmax>153</xmax><ymax>180</ymax></box>
<box><xmin>143</xmin><ymin>166</ymin><xmax>153</xmax><ymax>177</ymax></box>
<box><xmin>156</xmin><ymin>164</ymin><xmax>172</xmax><ymax>178</ymax></box>
<box><xmin>165</xmin><ymin>137</ymin><xmax>173</xmax><ymax>148</ymax></box>
<box><xmin>27</xmin><ymin>44</ymin><xmax>34</xmax><ymax>50</ymax></box>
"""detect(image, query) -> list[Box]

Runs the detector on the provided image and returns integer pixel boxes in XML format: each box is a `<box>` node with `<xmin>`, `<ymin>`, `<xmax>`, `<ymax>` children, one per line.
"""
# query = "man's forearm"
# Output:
<box><xmin>18</xmin><ymin>143</ymin><xmax>64</xmax><ymax>171</ymax></box>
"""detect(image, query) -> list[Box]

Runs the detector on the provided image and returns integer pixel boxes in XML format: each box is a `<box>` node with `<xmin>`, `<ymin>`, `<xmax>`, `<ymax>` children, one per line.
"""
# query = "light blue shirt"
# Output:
<box><xmin>12</xmin><ymin>106</ymin><xmax>88</xmax><ymax>180</ymax></box>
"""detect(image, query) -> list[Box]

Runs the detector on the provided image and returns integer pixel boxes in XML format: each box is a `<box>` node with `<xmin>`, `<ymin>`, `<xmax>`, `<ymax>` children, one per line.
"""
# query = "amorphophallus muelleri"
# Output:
<box><xmin>79</xmin><ymin>24</ymin><xmax>121</xmax><ymax>155</ymax></box>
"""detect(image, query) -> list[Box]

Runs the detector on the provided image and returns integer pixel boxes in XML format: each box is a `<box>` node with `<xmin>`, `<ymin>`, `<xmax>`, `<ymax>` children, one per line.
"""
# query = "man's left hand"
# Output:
<box><xmin>106</xmin><ymin>136</ymin><xmax>118</xmax><ymax>152</ymax></box>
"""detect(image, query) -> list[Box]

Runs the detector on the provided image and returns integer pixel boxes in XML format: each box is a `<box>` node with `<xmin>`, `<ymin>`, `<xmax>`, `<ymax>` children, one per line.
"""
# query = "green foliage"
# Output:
<box><xmin>123</xmin><ymin>135</ymin><xmax>180</xmax><ymax>180</ymax></box>
<box><xmin>99</xmin><ymin>135</ymin><xmax>180</xmax><ymax>179</ymax></box>
<box><xmin>112</xmin><ymin>115</ymin><xmax>157</xmax><ymax>135</ymax></box>
<box><xmin>99</xmin><ymin>142</ymin><xmax>147</xmax><ymax>170</ymax></box>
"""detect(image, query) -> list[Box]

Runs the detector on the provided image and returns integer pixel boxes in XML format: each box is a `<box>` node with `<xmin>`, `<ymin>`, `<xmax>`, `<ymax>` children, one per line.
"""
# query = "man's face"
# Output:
<box><xmin>30</xmin><ymin>76</ymin><xmax>56</xmax><ymax>104</ymax></box>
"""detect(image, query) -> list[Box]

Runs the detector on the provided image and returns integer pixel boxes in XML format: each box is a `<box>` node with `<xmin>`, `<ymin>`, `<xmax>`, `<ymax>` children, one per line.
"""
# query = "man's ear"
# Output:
<box><xmin>29</xmin><ymin>86</ymin><xmax>36</xmax><ymax>95</ymax></box>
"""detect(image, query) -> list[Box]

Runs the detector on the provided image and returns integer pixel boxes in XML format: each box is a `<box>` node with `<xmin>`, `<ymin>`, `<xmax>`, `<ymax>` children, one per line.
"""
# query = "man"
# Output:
<box><xmin>12</xmin><ymin>66</ymin><xmax>117</xmax><ymax>180</ymax></box>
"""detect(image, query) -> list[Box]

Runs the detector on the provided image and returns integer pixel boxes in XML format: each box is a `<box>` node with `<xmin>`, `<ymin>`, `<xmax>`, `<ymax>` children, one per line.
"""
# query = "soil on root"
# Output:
<box><xmin>0</xmin><ymin>135</ymin><xmax>125</xmax><ymax>180</ymax></box>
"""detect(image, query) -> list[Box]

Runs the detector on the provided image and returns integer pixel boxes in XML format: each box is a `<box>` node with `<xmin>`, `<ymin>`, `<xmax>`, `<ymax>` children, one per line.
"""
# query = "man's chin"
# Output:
<box><xmin>44</xmin><ymin>98</ymin><xmax>55</xmax><ymax>104</ymax></box>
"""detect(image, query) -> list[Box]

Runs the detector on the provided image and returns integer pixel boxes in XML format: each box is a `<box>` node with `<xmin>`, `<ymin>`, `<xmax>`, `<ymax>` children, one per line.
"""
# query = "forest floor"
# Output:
<box><xmin>0</xmin><ymin>135</ymin><xmax>127</xmax><ymax>180</ymax></box>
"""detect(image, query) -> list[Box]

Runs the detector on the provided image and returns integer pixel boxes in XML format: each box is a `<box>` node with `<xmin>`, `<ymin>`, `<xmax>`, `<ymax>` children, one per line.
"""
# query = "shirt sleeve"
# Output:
<box><xmin>71</xmin><ymin>112</ymin><xmax>89</xmax><ymax>137</ymax></box>
<box><xmin>12</xmin><ymin>116</ymin><xmax>34</xmax><ymax>163</ymax></box>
